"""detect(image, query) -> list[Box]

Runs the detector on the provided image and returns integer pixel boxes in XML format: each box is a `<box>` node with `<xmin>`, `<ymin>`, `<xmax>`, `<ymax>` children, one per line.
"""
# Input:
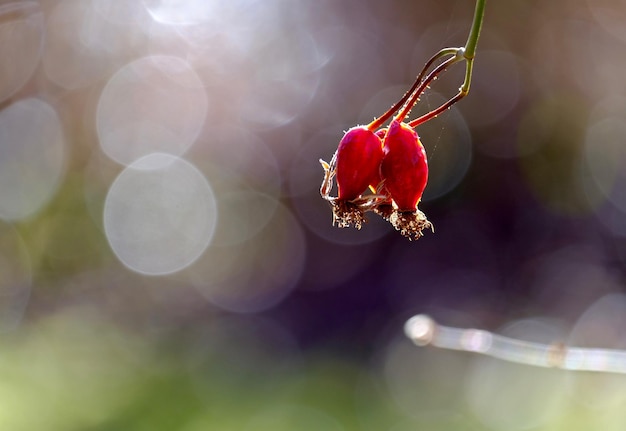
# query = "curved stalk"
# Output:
<box><xmin>367</xmin><ymin>48</ymin><xmax>458</xmax><ymax>131</ymax></box>
<box><xmin>408</xmin><ymin>0</ymin><xmax>486</xmax><ymax>127</ymax></box>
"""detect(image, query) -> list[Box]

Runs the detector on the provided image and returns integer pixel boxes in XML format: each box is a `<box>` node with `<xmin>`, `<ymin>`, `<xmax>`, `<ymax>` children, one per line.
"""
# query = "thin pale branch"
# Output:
<box><xmin>405</xmin><ymin>314</ymin><xmax>626</xmax><ymax>374</ymax></box>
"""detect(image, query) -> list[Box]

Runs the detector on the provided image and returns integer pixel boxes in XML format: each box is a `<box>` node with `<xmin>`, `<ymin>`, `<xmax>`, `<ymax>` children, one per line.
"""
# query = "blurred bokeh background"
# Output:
<box><xmin>3</xmin><ymin>0</ymin><xmax>626</xmax><ymax>429</ymax></box>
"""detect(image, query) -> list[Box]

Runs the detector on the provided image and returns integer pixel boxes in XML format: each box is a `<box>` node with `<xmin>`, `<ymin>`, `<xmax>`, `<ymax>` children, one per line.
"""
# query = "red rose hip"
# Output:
<box><xmin>335</xmin><ymin>126</ymin><xmax>384</xmax><ymax>200</ymax></box>
<box><xmin>381</xmin><ymin>119</ymin><xmax>428</xmax><ymax>211</ymax></box>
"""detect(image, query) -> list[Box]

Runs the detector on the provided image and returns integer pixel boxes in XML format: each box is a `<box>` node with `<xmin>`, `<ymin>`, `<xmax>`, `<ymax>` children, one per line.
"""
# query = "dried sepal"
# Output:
<box><xmin>389</xmin><ymin>209</ymin><xmax>433</xmax><ymax>240</ymax></box>
<box><xmin>319</xmin><ymin>154</ymin><xmax>338</xmax><ymax>197</ymax></box>
<box><xmin>320</xmin><ymin>144</ymin><xmax>432</xmax><ymax>240</ymax></box>
<box><xmin>320</xmin><ymin>157</ymin><xmax>433</xmax><ymax>239</ymax></box>
<box><xmin>320</xmin><ymin>157</ymin><xmax>387</xmax><ymax>230</ymax></box>
<box><xmin>329</xmin><ymin>200</ymin><xmax>367</xmax><ymax>229</ymax></box>
<box><xmin>376</xmin><ymin>206</ymin><xmax>433</xmax><ymax>240</ymax></box>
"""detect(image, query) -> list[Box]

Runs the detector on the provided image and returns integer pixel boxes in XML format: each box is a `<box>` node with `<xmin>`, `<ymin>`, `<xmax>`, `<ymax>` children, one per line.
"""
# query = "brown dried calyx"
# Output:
<box><xmin>375</xmin><ymin>205</ymin><xmax>433</xmax><ymax>240</ymax></box>
<box><xmin>320</xmin><ymin>158</ymin><xmax>433</xmax><ymax>239</ymax></box>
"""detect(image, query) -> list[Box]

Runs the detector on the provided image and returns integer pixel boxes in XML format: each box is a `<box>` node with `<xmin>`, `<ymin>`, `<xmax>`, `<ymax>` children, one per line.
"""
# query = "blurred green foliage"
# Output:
<box><xmin>3</xmin><ymin>0</ymin><xmax>626</xmax><ymax>430</ymax></box>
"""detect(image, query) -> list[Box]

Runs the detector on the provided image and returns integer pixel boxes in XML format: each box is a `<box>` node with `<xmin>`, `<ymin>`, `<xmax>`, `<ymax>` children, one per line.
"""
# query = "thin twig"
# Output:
<box><xmin>405</xmin><ymin>314</ymin><xmax>626</xmax><ymax>374</ymax></box>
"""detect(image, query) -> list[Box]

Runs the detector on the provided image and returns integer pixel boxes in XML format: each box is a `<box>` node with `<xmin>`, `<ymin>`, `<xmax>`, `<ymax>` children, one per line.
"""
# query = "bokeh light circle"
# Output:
<box><xmin>188</xmin><ymin>202</ymin><xmax>306</xmax><ymax>313</ymax></box>
<box><xmin>200</xmin><ymin>125</ymin><xmax>282</xmax><ymax>197</ymax></box>
<box><xmin>517</xmin><ymin>95</ymin><xmax>591</xmax><ymax>215</ymax></box>
<box><xmin>465</xmin><ymin>319</ymin><xmax>568</xmax><ymax>431</ymax></box>
<box><xmin>587</xmin><ymin>0</ymin><xmax>626</xmax><ymax>44</ymax></box>
<box><xmin>103</xmin><ymin>153</ymin><xmax>217</xmax><ymax>276</ymax></box>
<box><xmin>210</xmin><ymin>190</ymin><xmax>280</xmax><ymax>247</ymax></box>
<box><xmin>0</xmin><ymin>222</ymin><xmax>32</xmax><ymax>332</ymax></box>
<box><xmin>91</xmin><ymin>0</ymin><xmax>152</xmax><ymax>26</ymax></box>
<box><xmin>143</xmin><ymin>0</ymin><xmax>219</xmax><ymax>26</ymax></box>
<box><xmin>383</xmin><ymin>335</ymin><xmax>469</xmax><ymax>419</ymax></box>
<box><xmin>43</xmin><ymin>0</ymin><xmax>145</xmax><ymax>90</ymax></box>
<box><xmin>239</xmin><ymin>28</ymin><xmax>322</xmax><ymax>129</ymax></box>
<box><xmin>0</xmin><ymin>1</ymin><xmax>43</xmax><ymax>104</ymax></box>
<box><xmin>584</xmin><ymin>98</ymin><xmax>626</xmax><ymax>212</ymax></box>
<box><xmin>457</xmin><ymin>50</ymin><xmax>521</xmax><ymax>128</ymax></box>
<box><xmin>568</xmin><ymin>294</ymin><xmax>626</xmax><ymax>409</ymax></box>
<box><xmin>0</xmin><ymin>98</ymin><xmax>66</xmax><ymax>221</ymax></box>
<box><xmin>416</xmin><ymin>94</ymin><xmax>472</xmax><ymax>201</ymax></box>
<box><xmin>97</xmin><ymin>55</ymin><xmax>207</xmax><ymax>166</ymax></box>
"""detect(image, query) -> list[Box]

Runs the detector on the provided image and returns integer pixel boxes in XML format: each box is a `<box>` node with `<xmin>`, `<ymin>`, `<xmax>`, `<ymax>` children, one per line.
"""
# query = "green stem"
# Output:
<box><xmin>464</xmin><ymin>0</ymin><xmax>486</xmax><ymax>60</ymax></box>
<box><xmin>461</xmin><ymin>0</ymin><xmax>486</xmax><ymax>93</ymax></box>
<box><xmin>371</xmin><ymin>0</ymin><xmax>487</xmax><ymax>129</ymax></box>
<box><xmin>409</xmin><ymin>0</ymin><xmax>486</xmax><ymax>127</ymax></box>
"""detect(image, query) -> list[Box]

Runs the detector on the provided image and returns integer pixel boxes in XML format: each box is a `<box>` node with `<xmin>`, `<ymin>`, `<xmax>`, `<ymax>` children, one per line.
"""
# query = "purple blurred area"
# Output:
<box><xmin>3</xmin><ymin>0</ymin><xmax>626</xmax><ymax>429</ymax></box>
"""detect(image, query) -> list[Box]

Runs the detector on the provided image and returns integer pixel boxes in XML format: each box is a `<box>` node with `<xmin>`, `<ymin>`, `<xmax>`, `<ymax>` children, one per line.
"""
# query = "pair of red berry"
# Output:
<box><xmin>335</xmin><ymin>119</ymin><xmax>427</xmax><ymax>212</ymax></box>
<box><xmin>320</xmin><ymin>47</ymin><xmax>467</xmax><ymax>239</ymax></box>
<box><xmin>321</xmin><ymin>118</ymin><xmax>431</xmax><ymax>240</ymax></box>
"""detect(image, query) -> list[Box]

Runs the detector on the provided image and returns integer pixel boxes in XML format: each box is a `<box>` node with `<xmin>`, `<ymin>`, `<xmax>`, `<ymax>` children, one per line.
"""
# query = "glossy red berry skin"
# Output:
<box><xmin>381</xmin><ymin>120</ymin><xmax>428</xmax><ymax>211</ymax></box>
<box><xmin>335</xmin><ymin>126</ymin><xmax>384</xmax><ymax>200</ymax></box>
